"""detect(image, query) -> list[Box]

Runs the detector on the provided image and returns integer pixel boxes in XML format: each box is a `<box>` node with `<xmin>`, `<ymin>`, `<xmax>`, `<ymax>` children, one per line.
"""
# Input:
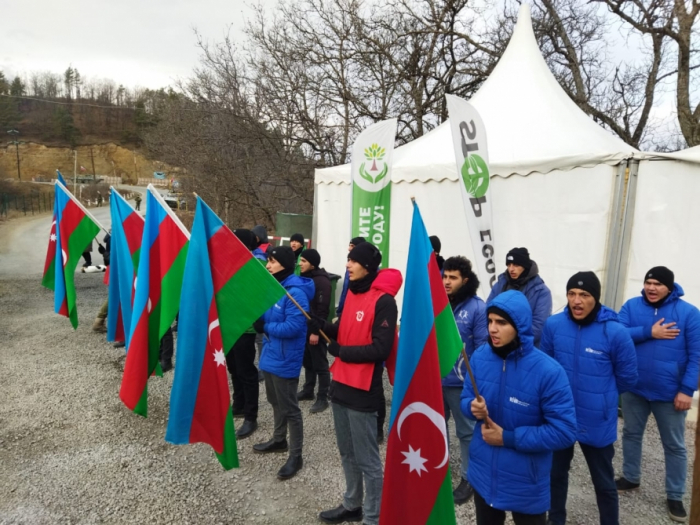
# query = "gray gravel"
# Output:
<box><xmin>0</xmin><ymin>237</ymin><xmax>695</xmax><ymax>523</ymax></box>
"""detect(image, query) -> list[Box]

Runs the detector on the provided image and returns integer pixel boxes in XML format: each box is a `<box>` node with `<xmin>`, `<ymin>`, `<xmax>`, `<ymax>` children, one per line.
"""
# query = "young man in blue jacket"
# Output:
<box><xmin>252</xmin><ymin>245</ymin><xmax>315</xmax><ymax>481</ymax></box>
<box><xmin>541</xmin><ymin>272</ymin><xmax>638</xmax><ymax>525</ymax></box>
<box><xmin>461</xmin><ymin>290</ymin><xmax>576</xmax><ymax>524</ymax></box>
<box><xmin>487</xmin><ymin>247</ymin><xmax>552</xmax><ymax>345</ymax></box>
<box><xmin>616</xmin><ymin>266</ymin><xmax>700</xmax><ymax>522</ymax></box>
<box><xmin>442</xmin><ymin>256</ymin><xmax>488</xmax><ymax>505</ymax></box>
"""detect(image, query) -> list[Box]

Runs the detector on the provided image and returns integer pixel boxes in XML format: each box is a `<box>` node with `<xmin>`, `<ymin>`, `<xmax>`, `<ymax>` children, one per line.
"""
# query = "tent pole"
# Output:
<box><xmin>603</xmin><ymin>161</ymin><xmax>628</xmax><ymax>307</ymax></box>
<box><xmin>613</xmin><ymin>159</ymin><xmax>639</xmax><ymax>310</ymax></box>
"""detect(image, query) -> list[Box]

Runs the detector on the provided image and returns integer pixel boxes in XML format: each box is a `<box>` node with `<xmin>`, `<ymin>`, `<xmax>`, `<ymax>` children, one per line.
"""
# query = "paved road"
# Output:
<box><xmin>0</xmin><ymin>185</ymin><xmax>153</xmax><ymax>279</ymax></box>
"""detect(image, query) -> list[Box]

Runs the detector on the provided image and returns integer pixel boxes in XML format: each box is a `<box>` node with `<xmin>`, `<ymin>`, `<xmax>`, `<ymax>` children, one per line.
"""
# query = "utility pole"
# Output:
<box><xmin>7</xmin><ymin>129</ymin><xmax>20</xmax><ymax>181</ymax></box>
<box><xmin>90</xmin><ymin>146</ymin><xmax>97</xmax><ymax>182</ymax></box>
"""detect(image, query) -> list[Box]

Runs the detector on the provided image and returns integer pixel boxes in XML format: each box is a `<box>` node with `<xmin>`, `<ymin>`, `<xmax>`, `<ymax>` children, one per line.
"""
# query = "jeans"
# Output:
<box><xmin>621</xmin><ymin>391</ymin><xmax>688</xmax><ymax>500</ymax></box>
<box><xmin>443</xmin><ymin>386</ymin><xmax>475</xmax><ymax>481</ymax></box>
<box><xmin>263</xmin><ymin>372</ymin><xmax>303</xmax><ymax>457</ymax></box>
<box><xmin>549</xmin><ymin>443</ymin><xmax>618</xmax><ymax>525</ymax></box>
<box><xmin>332</xmin><ymin>403</ymin><xmax>383</xmax><ymax>525</ymax></box>
<box><xmin>474</xmin><ymin>490</ymin><xmax>546</xmax><ymax>525</ymax></box>
<box><xmin>226</xmin><ymin>333</ymin><xmax>259</xmax><ymax>421</ymax></box>
<box><xmin>300</xmin><ymin>340</ymin><xmax>330</xmax><ymax>398</ymax></box>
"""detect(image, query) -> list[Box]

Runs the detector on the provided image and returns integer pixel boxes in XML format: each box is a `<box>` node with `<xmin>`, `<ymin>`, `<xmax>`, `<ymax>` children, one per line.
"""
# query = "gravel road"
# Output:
<box><xmin>0</xmin><ymin>207</ymin><xmax>695</xmax><ymax>524</ymax></box>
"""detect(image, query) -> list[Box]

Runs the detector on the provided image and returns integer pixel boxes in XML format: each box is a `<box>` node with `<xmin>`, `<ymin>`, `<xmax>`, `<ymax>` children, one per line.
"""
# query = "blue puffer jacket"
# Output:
<box><xmin>442</xmin><ymin>294</ymin><xmax>488</xmax><ymax>388</ymax></box>
<box><xmin>259</xmin><ymin>274</ymin><xmax>315</xmax><ymax>378</ymax></box>
<box><xmin>461</xmin><ymin>291</ymin><xmax>576</xmax><ymax>515</ymax></box>
<box><xmin>252</xmin><ymin>247</ymin><xmax>268</xmax><ymax>261</ymax></box>
<box><xmin>618</xmin><ymin>284</ymin><xmax>700</xmax><ymax>402</ymax></box>
<box><xmin>487</xmin><ymin>262</ymin><xmax>552</xmax><ymax>346</ymax></box>
<box><xmin>540</xmin><ymin>305</ymin><xmax>637</xmax><ymax>447</ymax></box>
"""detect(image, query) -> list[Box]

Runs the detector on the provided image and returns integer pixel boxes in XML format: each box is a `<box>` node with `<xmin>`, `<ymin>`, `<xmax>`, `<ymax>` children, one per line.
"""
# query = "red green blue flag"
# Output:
<box><xmin>120</xmin><ymin>185</ymin><xmax>189</xmax><ymax>417</ymax></box>
<box><xmin>107</xmin><ymin>189</ymin><xmax>144</xmax><ymax>344</ymax></box>
<box><xmin>166</xmin><ymin>197</ymin><xmax>285</xmax><ymax>469</ymax></box>
<box><xmin>380</xmin><ymin>201</ymin><xmax>457</xmax><ymax>525</ymax></box>
<box><xmin>43</xmin><ymin>181</ymin><xmax>101</xmax><ymax>328</ymax></box>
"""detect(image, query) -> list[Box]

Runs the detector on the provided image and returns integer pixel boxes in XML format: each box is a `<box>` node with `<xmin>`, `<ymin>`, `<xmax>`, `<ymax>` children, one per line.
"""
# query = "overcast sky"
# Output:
<box><xmin>0</xmin><ymin>0</ymin><xmax>275</xmax><ymax>90</ymax></box>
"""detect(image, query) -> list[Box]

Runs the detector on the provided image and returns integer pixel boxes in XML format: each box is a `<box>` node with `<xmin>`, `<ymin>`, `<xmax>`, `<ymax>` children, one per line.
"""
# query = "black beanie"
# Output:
<box><xmin>350</xmin><ymin>236</ymin><xmax>366</xmax><ymax>247</ymax></box>
<box><xmin>348</xmin><ymin>242</ymin><xmax>382</xmax><ymax>273</ymax></box>
<box><xmin>429</xmin><ymin>235</ymin><xmax>441</xmax><ymax>254</ymax></box>
<box><xmin>645</xmin><ymin>266</ymin><xmax>674</xmax><ymax>290</ymax></box>
<box><xmin>487</xmin><ymin>305</ymin><xmax>517</xmax><ymax>331</ymax></box>
<box><xmin>290</xmin><ymin>233</ymin><xmax>305</xmax><ymax>244</ymax></box>
<box><xmin>269</xmin><ymin>245</ymin><xmax>296</xmax><ymax>271</ymax></box>
<box><xmin>506</xmin><ymin>247</ymin><xmax>531</xmax><ymax>270</ymax></box>
<box><xmin>233</xmin><ymin>228</ymin><xmax>256</xmax><ymax>251</ymax></box>
<box><xmin>567</xmin><ymin>271</ymin><xmax>601</xmax><ymax>303</ymax></box>
<box><xmin>300</xmin><ymin>248</ymin><xmax>320</xmax><ymax>269</ymax></box>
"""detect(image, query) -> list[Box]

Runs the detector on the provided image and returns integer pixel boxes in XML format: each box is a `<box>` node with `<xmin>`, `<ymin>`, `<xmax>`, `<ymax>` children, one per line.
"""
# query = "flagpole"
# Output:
<box><xmin>56</xmin><ymin>180</ymin><xmax>109</xmax><ymax>235</ymax></box>
<box><xmin>285</xmin><ymin>291</ymin><xmax>332</xmax><ymax>344</ymax></box>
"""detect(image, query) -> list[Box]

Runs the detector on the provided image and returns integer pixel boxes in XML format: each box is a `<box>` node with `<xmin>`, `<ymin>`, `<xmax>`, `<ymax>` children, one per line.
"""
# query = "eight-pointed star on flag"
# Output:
<box><xmin>213</xmin><ymin>348</ymin><xmax>226</xmax><ymax>367</ymax></box>
<box><xmin>50</xmin><ymin>233</ymin><xmax>56</xmax><ymax>242</ymax></box>
<box><xmin>401</xmin><ymin>445</ymin><xmax>428</xmax><ymax>476</ymax></box>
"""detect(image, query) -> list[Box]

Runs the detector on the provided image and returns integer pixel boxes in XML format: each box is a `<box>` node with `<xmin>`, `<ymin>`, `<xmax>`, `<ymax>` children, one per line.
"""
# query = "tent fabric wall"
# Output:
<box><xmin>622</xmin><ymin>159</ymin><xmax>700</xmax><ymax>307</ymax></box>
<box><xmin>316</xmin><ymin>163</ymin><xmax>618</xmax><ymax>312</ymax></box>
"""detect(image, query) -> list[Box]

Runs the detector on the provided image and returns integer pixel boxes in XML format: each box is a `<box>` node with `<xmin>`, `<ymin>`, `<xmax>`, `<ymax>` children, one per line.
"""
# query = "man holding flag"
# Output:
<box><xmin>461</xmin><ymin>291</ymin><xmax>576</xmax><ymax>525</ymax></box>
<box><xmin>309</xmin><ymin>242</ymin><xmax>402</xmax><ymax>525</ymax></box>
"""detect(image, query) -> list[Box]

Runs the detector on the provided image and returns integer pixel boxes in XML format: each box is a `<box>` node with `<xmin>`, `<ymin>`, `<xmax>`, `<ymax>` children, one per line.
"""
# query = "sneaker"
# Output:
<box><xmin>615</xmin><ymin>477</ymin><xmax>640</xmax><ymax>492</ymax></box>
<box><xmin>453</xmin><ymin>478</ymin><xmax>473</xmax><ymax>505</ymax></box>
<box><xmin>667</xmin><ymin>499</ymin><xmax>687</xmax><ymax>523</ymax></box>
<box><xmin>92</xmin><ymin>318</ymin><xmax>107</xmax><ymax>333</ymax></box>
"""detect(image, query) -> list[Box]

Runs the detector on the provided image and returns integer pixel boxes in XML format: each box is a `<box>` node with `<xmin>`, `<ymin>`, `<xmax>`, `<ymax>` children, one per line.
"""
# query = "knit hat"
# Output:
<box><xmin>429</xmin><ymin>235</ymin><xmax>441</xmax><ymax>254</ymax></box>
<box><xmin>269</xmin><ymin>245</ymin><xmax>296</xmax><ymax>271</ymax></box>
<box><xmin>350</xmin><ymin>236</ymin><xmax>366</xmax><ymax>247</ymax></box>
<box><xmin>233</xmin><ymin>228</ymin><xmax>256</xmax><ymax>251</ymax></box>
<box><xmin>348</xmin><ymin>242</ymin><xmax>382</xmax><ymax>273</ymax></box>
<box><xmin>300</xmin><ymin>248</ymin><xmax>320</xmax><ymax>269</ymax></box>
<box><xmin>506</xmin><ymin>247</ymin><xmax>531</xmax><ymax>270</ymax></box>
<box><xmin>567</xmin><ymin>271</ymin><xmax>601</xmax><ymax>303</ymax></box>
<box><xmin>251</xmin><ymin>225</ymin><xmax>268</xmax><ymax>244</ymax></box>
<box><xmin>290</xmin><ymin>233</ymin><xmax>305</xmax><ymax>244</ymax></box>
<box><xmin>645</xmin><ymin>266</ymin><xmax>674</xmax><ymax>290</ymax></box>
<box><xmin>487</xmin><ymin>305</ymin><xmax>516</xmax><ymax>330</ymax></box>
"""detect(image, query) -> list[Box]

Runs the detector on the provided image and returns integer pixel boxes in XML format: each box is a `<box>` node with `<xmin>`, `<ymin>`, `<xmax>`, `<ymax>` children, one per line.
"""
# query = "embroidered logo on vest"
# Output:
<box><xmin>356</xmin><ymin>310</ymin><xmax>365</xmax><ymax>321</ymax></box>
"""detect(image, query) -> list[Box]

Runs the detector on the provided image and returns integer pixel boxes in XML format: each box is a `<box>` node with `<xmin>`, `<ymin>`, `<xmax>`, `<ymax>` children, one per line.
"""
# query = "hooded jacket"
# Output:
<box><xmin>303</xmin><ymin>267</ymin><xmax>332</xmax><ymax>330</ymax></box>
<box><xmin>540</xmin><ymin>305</ymin><xmax>638</xmax><ymax>447</ymax></box>
<box><xmin>251</xmin><ymin>225</ymin><xmax>269</xmax><ymax>261</ymax></box>
<box><xmin>487</xmin><ymin>261</ymin><xmax>552</xmax><ymax>345</ymax></box>
<box><xmin>618</xmin><ymin>283</ymin><xmax>700</xmax><ymax>402</ymax></box>
<box><xmin>324</xmin><ymin>268</ymin><xmax>402</xmax><ymax>412</ymax></box>
<box><xmin>259</xmin><ymin>274</ymin><xmax>315</xmax><ymax>378</ymax></box>
<box><xmin>460</xmin><ymin>291</ymin><xmax>576</xmax><ymax>515</ymax></box>
<box><xmin>442</xmin><ymin>282</ymin><xmax>488</xmax><ymax>388</ymax></box>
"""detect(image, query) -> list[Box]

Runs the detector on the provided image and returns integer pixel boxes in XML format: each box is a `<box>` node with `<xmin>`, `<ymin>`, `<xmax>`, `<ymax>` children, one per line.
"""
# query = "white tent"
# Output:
<box><xmin>618</xmin><ymin>145</ymin><xmax>700</xmax><ymax>307</ymax></box>
<box><xmin>314</xmin><ymin>5</ymin><xmax>638</xmax><ymax>311</ymax></box>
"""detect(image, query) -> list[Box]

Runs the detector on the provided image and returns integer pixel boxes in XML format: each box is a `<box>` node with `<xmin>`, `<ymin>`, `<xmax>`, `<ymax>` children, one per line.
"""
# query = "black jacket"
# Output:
<box><xmin>302</xmin><ymin>267</ymin><xmax>332</xmax><ymax>332</ymax></box>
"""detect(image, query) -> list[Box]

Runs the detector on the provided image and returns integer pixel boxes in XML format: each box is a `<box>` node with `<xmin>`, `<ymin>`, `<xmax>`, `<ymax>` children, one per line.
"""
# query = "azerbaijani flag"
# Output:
<box><xmin>107</xmin><ymin>189</ymin><xmax>144</xmax><ymax>344</ymax></box>
<box><xmin>42</xmin><ymin>175</ymin><xmax>72</xmax><ymax>290</ymax></box>
<box><xmin>120</xmin><ymin>185</ymin><xmax>189</xmax><ymax>417</ymax></box>
<box><xmin>166</xmin><ymin>197</ymin><xmax>285</xmax><ymax>469</ymax></box>
<box><xmin>380</xmin><ymin>201</ymin><xmax>457</xmax><ymax>525</ymax></box>
<box><xmin>46</xmin><ymin>181</ymin><xmax>101</xmax><ymax>328</ymax></box>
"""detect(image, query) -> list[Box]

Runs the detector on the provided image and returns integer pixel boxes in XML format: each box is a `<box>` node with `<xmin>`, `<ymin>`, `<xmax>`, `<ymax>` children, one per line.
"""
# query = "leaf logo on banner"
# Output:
<box><xmin>460</xmin><ymin>154</ymin><xmax>490</xmax><ymax>198</ymax></box>
<box><xmin>360</xmin><ymin>143</ymin><xmax>389</xmax><ymax>186</ymax></box>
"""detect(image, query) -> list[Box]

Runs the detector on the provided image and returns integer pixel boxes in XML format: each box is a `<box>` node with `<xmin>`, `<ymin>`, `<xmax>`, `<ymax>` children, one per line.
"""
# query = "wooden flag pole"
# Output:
<box><xmin>285</xmin><ymin>291</ymin><xmax>332</xmax><ymax>344</ymax></box>
<box><xmin>461</xmin><ymin>345</ymin><xmax>489</xmax><ymax>429</ymax></box>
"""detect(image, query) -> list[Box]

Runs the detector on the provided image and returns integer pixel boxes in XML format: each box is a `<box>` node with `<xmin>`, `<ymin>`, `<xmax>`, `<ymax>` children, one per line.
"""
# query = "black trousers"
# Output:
<box><xmin>474</xmin><ymin>490</ymin><xmax>546</xmax><ymax>525</ymax></box>
<box><xmin>300</xmin><ymin>340</ymin><xmax>330</xmax><ymax>398</ymax></box>
<box><xmin>226</xmin><ymin>333</ymin><xmax>259</xmax><ymax>421</ymax></box>
<box><xmin>159</xmin><ymin>327</ymin><xmax>173</xmax><ymax>362</ymax></box>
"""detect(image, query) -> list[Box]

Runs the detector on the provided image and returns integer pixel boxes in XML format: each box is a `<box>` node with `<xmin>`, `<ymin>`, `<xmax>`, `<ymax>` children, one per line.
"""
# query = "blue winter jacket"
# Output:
<box><xmin>442</xmin><ymin>295</ymin><xmax>488</xmax><ymax>388</ymax></box>
<box><xmin>540</xmin><ymin>305</ymin><xmax>637</xmax><ymax>447</ymax></box>
<box><xmin>252</xmin><ymin>247</ymin><xmax>268</xmax><ymax>261</ymax></box>
<box><xmin>618</xmin><ymin>284</ymin><xmax>700</xmax><ymax>402</ymax></box>
<box><xmin>460</xmin><ymin>291</ymin><xmax>576</xmax><ymax>515</ymax></box>
<box><xmin>336</xmin><ymin>269</ymin><xmax>350</xmax><ymax>316</ymax></box>
<box><xmin>259</xmin><ymin>274</ymin><xmax>315</xmax><ymax>378</ymax></box>
<box><xmin>487</xmin><ymin>262</ymin><xmax>552</xmax><ymax>346</ymax></box>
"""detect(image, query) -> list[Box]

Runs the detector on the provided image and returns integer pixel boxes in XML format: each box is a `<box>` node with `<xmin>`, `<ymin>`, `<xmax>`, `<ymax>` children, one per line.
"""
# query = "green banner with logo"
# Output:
<box><xmin>351</xmin><ymin>119</ymin><xmax>397</xmax><ymax>268</ymax></box>
<box><xmin>446</xmin><ymin>95</ymin><xmax>497</xmax><ymax>293</ymax></box>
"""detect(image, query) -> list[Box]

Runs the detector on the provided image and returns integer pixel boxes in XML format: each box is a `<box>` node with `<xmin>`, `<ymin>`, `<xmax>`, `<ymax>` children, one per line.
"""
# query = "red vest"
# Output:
<box><xmin>331</xmin><ymin>287</ymin><xmax>384</xmax><ymax>391</ymax></box>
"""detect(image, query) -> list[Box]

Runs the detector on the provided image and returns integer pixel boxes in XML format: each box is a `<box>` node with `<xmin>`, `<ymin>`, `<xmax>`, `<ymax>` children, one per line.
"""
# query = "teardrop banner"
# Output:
<box><xmin>350</xmin><ymin>119</ymin><xmax>398</xmax><ymax>268</ymax></box>
<box><xmin>445</xmin><ymin>94</ymin><xmax>497</xmax><ymax>293</ymax></box>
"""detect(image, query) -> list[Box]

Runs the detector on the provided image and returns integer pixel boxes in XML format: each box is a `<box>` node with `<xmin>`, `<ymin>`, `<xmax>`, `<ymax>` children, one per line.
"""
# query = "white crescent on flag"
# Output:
<box><xmin>208</xmin><ymin>319</ymin><xmax>220</xmax><ymax>343</ymax></box>
<box><xmin>397</xmin><ymin>401</ymin><xmax>449</xmax><ymax>469</ymax></box>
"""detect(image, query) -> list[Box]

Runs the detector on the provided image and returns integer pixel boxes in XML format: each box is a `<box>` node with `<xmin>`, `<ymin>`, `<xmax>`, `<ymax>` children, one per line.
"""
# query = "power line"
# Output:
<box><xmin>0</xmin><ymin>94</ymin><xmax>137</xmax><ymax>110</ymax></box>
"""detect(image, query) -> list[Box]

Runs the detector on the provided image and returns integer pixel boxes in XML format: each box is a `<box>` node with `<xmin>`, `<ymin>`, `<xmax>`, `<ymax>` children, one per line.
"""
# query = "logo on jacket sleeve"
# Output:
<box><xmin>356</xmin><ymin>310</ymin><xmax>365</xmax><ymax>322</ymax></box>
<box><xmin>380</xmin><ymin>319</ymin><xmax>389</xmax><ymax>328</ymax></box>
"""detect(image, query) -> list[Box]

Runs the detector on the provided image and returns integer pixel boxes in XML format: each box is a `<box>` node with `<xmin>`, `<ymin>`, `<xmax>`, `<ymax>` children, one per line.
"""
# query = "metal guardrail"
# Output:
<box><xmin>0</xmin><ymin>192</ymin><xmax>54</xmax><ymax>217</ymax></box>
